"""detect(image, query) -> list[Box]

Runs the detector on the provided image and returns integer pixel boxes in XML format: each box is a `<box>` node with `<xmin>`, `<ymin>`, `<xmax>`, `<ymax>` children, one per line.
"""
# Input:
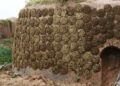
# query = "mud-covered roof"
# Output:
<box><xmin>81</xmin><ymin>0</ymin><xmax>120</xmax><ymax>9</ymax></box>
<box><xmin>25</xmin><ymin>0</ymin><xmax>120</xmax><ymax>9</ymax></box>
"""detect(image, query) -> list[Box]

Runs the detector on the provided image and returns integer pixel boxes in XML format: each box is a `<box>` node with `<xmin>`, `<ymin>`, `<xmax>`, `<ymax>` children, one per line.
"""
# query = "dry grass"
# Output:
<box><xmin>27</xmin><ymin>0</ymin><xmax>86</xmax><ymax>5</ymax></box>
<box><xmin>28</xmin><ymin>0</ymin><xmax>58</xmax><ymax>5</ymax></box>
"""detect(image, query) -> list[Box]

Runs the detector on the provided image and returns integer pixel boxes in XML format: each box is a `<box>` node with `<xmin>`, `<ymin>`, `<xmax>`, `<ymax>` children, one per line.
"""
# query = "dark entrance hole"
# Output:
<box><xmin>100</xmin><ymin>46</ymin><xmax>120</xmax><ymax>86</ymax></box>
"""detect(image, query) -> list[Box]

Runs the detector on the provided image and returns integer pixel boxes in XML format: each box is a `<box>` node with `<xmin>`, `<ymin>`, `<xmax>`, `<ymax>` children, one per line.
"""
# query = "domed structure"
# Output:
<box><xmin>12</xmin><ymin>1</ymin><xmax>120</xmax><ymax>86</ymax></box>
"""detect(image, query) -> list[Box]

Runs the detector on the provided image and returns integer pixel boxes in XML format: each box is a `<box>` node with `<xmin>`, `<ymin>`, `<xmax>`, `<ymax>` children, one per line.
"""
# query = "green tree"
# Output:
<box><xmin>0</xmin><ymin>44</ymin><xmax>12</xmax><ymax>64</ymax></box>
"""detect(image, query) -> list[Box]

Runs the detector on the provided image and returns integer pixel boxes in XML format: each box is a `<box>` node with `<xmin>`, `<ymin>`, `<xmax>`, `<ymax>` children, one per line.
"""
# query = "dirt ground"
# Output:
<box><xmin>0</xmin><ymin>71</ymin><xmax>92</xmax><ymax>86</ymax></box>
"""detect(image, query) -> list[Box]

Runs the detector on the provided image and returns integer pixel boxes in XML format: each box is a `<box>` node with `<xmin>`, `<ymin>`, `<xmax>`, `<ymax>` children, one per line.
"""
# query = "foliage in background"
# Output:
<box><xmin>0</xmin><ymin>20</ymin><xmax>8</xmax><ymax>26</ymax></box>
<box><xmin>0</xmin><ymin>44</ymin><xmax>12</xmax><ymax>65</ymax></box>
<box><xmin>7</xmin><ymin>20</ymin><xmax>12</xmax><ymax>33</ymax></box>
<box><xmin>27</xmin><ymin>0</ymin><xmax>86</xmax><ymax>5</ymax></box>
<box><xmin>2</xmin><ymin>39</ymin><xmax>13</xmax><ymax>45</ymax></box>
<box><xmin>27</xmin><ymin>0</ymin><xmax>58</xmax><ymax>4</ymax></box>
<box><xmin>75</xmin><ymin>77</ymin><xmax>80</xmax><ymax>82</ymax></box>
<box><xmin>76</xmin><ymin>0</ymin><xmax>86</xmax><ymax>2</ymax></box>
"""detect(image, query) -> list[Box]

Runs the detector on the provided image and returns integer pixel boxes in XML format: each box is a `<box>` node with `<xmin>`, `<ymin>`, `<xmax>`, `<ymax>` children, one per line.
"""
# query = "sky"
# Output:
<box><xmin>0</xmin><ymin>0</ymin><xmax>26</xmax><ymax>19</ymax></box>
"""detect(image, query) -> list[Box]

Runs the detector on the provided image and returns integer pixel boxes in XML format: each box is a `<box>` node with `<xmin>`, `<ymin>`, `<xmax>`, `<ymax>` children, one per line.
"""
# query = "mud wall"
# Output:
<box><xmin>0</xmin><ymin>21</ymin><xmax>15</xmax><ymax>38</ymax></box>
<box><xmin>13</xmin><ymin>3</ymin><xmax>120</xmax><ymax>82</ymax></box>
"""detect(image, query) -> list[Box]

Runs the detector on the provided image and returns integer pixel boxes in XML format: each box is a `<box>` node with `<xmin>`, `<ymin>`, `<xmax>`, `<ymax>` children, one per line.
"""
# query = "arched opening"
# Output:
<box><xmin>100</xmin><ymin>46</ymin><xmax>120</xmax><ymax>86</ymax></box>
